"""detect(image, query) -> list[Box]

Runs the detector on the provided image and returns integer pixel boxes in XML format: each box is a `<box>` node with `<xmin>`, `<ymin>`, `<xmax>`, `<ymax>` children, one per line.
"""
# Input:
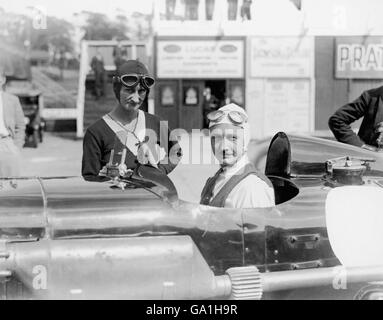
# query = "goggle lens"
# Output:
<box><xmin>207</xmin><ymin>110</ymin><xmax>247</xmax><ymax>125</ymax></box>
<box><xmin>143</xmin><ymin>76</ymin><xmax>155</xmax><ymax>88</ymax></box>
<box><xmin>120</xmin><ymin>74</ymin><xmax>155</xmax><ymax>89</ymax></box>
<box><xmin>228</xmin><ymin>111</ymin><xmax>247</xmax><ymax>124</ymax></box>
<box><xmin>207</xmin><ymin>110</ymin><xmax>224</xmax><ymax>122</ymax></box>
<box><xmin>121</xmin><ymin>75</ymin><xmax>140</xmax><ymax>87</ymax></box>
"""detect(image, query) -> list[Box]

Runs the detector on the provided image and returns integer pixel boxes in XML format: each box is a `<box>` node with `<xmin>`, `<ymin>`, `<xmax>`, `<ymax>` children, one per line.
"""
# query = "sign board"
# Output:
<box><xmin>263</xmin><ymin>79</ymin><xmax>311</xmax><ymax>136</ymax></box>
<box><xmin>250</xmin><ymin>37</ymin><xmax>313</xmax><ymax>78</ymax></box>
<box><xmin>335</xmin><ymin>37</ymin><xmax>383</xmax><ymax>79</ymax></box>
<box><xmin>156</xmin><ymin>39</ymin><xmax>244</xmax><ymax>78</ymax></box>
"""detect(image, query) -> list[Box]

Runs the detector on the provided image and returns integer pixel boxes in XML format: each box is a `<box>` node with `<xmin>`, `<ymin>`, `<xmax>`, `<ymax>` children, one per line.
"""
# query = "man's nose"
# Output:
<box><xmin>220</xmin><ymin>139</ymin><xmax>231</xmax><ymax>152</ymax></box>
<box><xmin>131</xmin><ymin>91</ymin><xmax>140</xmax><ymax>103</ymax></box>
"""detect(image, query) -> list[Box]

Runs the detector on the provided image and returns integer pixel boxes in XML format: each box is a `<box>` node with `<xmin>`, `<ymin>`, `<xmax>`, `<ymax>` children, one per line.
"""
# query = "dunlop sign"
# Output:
<box><xmin>336</xmin><ymin>37</ymin><xmax>383</xmax><ymax>79</ymax></box>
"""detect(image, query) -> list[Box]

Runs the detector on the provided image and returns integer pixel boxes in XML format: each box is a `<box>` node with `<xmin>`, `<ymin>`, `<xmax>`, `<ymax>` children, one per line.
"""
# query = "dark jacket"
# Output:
<box><xmin>328</xmin><ymin>86</ymin><xmax>383</xmax><ymax>147</ymax></box>
<box><xmin>200</xmin><ymin>163</ymin><xmax>273</xmax><ymax>208</ymax></box>
<box><xmin>82</xmin><ymin>112</ymin><xmax>182</xmax><ymax>181</ymax></box>
<box><xmin>91</xmin><ymin>56</ymin><xmax>105</xmax><ymax>74</ymax></box>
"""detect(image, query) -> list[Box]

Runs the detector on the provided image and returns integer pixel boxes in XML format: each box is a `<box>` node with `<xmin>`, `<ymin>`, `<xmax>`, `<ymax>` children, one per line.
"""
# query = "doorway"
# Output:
<box><xmin>205</xmin><ymin>80</ymin><xmax>226</xmax><ymax>105</ymax></box>
<box><xmin>202</xmin><ymin>80</ymin><xmax>226</xmax><ymax>128</ymax></box>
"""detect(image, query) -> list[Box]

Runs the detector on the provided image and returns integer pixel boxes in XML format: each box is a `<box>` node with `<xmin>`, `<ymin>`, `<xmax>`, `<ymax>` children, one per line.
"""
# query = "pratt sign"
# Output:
<box><xmin>156</xmin><ymin>39</ymin><xmax>244</xmax><ymax>79</ymax></box>
<box><xmin>336</xmin><ymin>37</ymin><xmax>383</xmax><ymax>79</ymax></box>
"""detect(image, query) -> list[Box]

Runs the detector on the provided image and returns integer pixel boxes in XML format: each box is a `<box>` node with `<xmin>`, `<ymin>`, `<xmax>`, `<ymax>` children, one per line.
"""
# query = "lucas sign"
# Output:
<box><xmin>156</xmin><ymin>39</ymin><xmax>244</xmax><ymax>79</ymax></box>
<box><xmin>336</xmin><ymin>37</ymin><xmax>383</xmax><ymax>79</ymax></box>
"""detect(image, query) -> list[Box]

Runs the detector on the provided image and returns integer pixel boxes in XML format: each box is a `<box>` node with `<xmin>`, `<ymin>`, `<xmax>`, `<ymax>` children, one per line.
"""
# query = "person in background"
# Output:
<box><xmin>113</xmin><ymin>41</ymin><xmax>122</xmax><ymax>68</ymax></box>
<box><xmin>200</xmin><ymin>103</ymin><xmax>275</xmax><ymax>208</ymax></box>
<box><xmin>241</xmin><ymin>0</ymin><xmax>252</xmax><ymax>21</ymax></box>
<box><xmin>0</xmin><ymin>67</ymin><xmax>25</xmax><ymax>178</ymax></box>
<box><xmin>166</xmin><ymin>0</ymin><xmax>176</xmax><ymax>20</ymax></box>
<box><xmin>82</xmin><ymin>60</ymin><xmax>182</xmax><ymax>182</ymax></box>
<box><xmin>91</xmin><ymin>49</ymin><xmax>106</xmax><ymax>99</ymax></box>
<box><xmin>202</xmin><ymin>87</ymin><xmax>219</xmax><ymax>129</ymax></box>
<box><xmin>113</xmin><ymin>42</ymin><xmax>129</xmax><ymax>72</ymax></box>
<box><xmin>328</xmin><ymin>86</ymin><xmax>383</xmax><ymax>150</ymax></box>
<box><xmin>58</xmin><ymin>50</ymin><xmax>66</xmax><ymax>80</ymax></box>
<box><xmin>206</xmin><ymin>0</ymin><xmax>215</xmax><ymax>20</ymax></box>
<box><xmin>227</xmin><ymin>0</ymin><xmax>238</xmax><ymax>20</ymax></box>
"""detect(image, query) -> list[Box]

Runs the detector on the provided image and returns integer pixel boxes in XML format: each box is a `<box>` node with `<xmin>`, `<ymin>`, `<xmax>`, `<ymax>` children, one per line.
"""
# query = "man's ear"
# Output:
<box><xmin>112</xmin><ymin>76</ymin><xmax>120</xmax><ymax>84</ymax></box>
<box><xmin>113</xmin><ymin>81</ymin><xmax>121</xmax><ymax>101</ymax></box>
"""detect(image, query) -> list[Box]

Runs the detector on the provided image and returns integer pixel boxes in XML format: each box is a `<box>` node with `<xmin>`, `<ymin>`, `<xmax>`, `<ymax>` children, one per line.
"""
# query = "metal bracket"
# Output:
<box><xmin>326</xmin><ymin>156</ymin><xmax>375</xmax><ymax>174</ymax></box>
<box><xmin>0</xmin><ymin>240</ymin><xmax>12</xmax><ymax>279</ymax></box>
<box><xmin>0</xmin><ymin>240</ymin><xmax>11</xmax><ymax>300</ymax></box>
<box><xmin>0</xmin><ymin>239</ymin><xmax>8</xmax><ymax>260</ymax></box>
<box><xmin>286</xmin><ymin>233</ymin><xmax>321</xmax><ymax>249</ymax></box>
<box><xmin>291</xmin><ymin>260</ymin><xmax>323</xmax><ymax>270</ymax></box>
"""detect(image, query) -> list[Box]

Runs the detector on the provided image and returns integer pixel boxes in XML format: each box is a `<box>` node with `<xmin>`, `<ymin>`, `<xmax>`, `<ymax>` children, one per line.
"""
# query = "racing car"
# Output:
<box><xmin>1</xmin><ymin>132</ymin><xmax>383</xmax><ymax>300</ymax></box>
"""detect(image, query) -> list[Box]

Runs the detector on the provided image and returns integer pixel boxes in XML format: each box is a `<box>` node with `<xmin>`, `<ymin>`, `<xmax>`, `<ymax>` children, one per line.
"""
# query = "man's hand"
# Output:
<box><xmin>375</xmin><ymin>122</ymin><xmax>383</xmax><ymax>133</ymax></box>
<box><xmin>374</xmin><ymin>122</ymin><xmax>383</xmax><ymax>148</ymax></box>
<box><xmin>361</xmin><ymin>144</ymin><xmax>378</xmax><ymax>152</ymax></box>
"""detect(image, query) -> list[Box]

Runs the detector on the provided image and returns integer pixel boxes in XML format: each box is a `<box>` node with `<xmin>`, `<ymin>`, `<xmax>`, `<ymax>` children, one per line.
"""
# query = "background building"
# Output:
<box><xmin>151</xmin><ymin>0</ymin><xmax>383</xmax><ymax>139</ymax></box>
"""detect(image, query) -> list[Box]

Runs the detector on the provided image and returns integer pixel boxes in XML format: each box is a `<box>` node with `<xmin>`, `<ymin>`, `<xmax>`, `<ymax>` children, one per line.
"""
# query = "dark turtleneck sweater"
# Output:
<box><xmin>82</xmin><ymin>111</ymin><xmax>182</xmax><ymax>181</ymax></box>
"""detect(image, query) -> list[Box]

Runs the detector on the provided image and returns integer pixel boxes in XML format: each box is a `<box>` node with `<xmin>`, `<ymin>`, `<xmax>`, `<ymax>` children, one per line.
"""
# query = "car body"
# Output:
<box><xmin>1</xmin><ymin>133</ymin><xmax>383</xmax><ymax>300</ymax></box>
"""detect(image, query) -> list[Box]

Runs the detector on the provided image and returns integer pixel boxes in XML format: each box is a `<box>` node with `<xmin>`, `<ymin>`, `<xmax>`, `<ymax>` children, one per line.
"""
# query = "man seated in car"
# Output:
<box><xmin>200</xmin><ymin>103</ymin><xmax>275</xmax><ymax>208</ymax></box>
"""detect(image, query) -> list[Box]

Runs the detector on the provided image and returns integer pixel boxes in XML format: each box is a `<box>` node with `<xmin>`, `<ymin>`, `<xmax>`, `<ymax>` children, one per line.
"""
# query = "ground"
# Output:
<box><xmin>21</xmin><ymin>131</ymin><xmax>219</xmax><ymax>203</ymax></box>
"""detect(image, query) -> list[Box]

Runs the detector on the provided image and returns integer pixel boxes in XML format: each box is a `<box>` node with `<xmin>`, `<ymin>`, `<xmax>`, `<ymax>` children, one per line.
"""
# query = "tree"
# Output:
<box><xmin>30</xmin><ymin>16</ymin><xmax>74</xmax><ymax>53</ymax></box>
<box><xmin>0</xmin><ymin>11</ymin><xmax>29</xmax><ymax>45</ymax></box>
<box><xmin>82</xmin><ymin>11</ymin><xmax>129</xmax><ymax>41</ymax></box>
<box><xmin>0</xmin><ymin>10</ymin><xmax>74</xmax><ymax>54</ymax></box>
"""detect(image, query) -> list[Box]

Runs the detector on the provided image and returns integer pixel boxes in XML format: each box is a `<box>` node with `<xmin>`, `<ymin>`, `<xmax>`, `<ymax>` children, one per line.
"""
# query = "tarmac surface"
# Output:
<box><xmin>21</xmin><ymin>131</ymin><xmax>219</xmax><ymax>203</ymax></box>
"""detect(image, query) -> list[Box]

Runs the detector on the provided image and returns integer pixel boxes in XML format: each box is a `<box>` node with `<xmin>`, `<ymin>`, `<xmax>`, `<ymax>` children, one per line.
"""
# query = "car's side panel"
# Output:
<box><xmin>39</xmin><ymin>178</ymin><xmax>244</xmax><ymax>275</ymax></box>
<box><xmin>0</xmin><ymin>179</ymin><xmax>45</xmax><ymax>240</ymax></box>
<box><xmin>243</xmin><ymin>177</ymin><xmax>338</xmax><ymax>272</ymax></box>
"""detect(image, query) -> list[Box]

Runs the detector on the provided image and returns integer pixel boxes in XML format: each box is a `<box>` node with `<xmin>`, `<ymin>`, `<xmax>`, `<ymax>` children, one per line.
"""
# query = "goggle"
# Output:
<box><xmin>118</xmin><ymin>74</ymin><xmax>155</xmax><ymax>89</ymax></box>
<box><xmin>207</xmin><ymin>110</ymin><xmax>248</xmax><ymax>125</ymax></box>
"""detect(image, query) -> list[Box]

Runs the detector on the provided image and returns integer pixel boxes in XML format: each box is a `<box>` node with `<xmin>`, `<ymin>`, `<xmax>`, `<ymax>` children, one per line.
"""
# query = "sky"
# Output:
<box><xmin>0</xmin><ymin>0</ymin><xmax>154</xmax><ymax>20</ymax></box>
<box><xmin>1</xmin><ymin>0</ymin><xmax>382</xmax><ymax>35</ymax></box>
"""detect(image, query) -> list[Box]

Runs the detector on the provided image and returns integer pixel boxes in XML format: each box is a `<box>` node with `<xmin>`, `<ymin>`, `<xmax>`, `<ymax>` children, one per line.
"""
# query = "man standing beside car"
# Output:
<box><xmin>328</xmin><ymin>86</ymin><xmax>383</xmax><ymax>150</ymax></box>
<box><xmin>82</xmin><ymin>60</ymin><xmax>182</xmax><ymax>182</ymax></box>
<box><xmin>0</xmin><ymin>67</ymin><xmax>25</xmax><ymax>177</ymax></box>
<box><xmin>91</xmin><ymin>49</ymin><xmax>106</xmax><ymax>99</ymax></box>
<box><xmin>200</xmin><ymin>103</ymin><xmax>275</xmax><ymax>208</ymax></box>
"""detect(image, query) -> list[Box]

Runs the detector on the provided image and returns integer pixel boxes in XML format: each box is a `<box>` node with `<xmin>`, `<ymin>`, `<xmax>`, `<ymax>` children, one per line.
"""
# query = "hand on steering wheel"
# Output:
<box><xmin>361</xmin><ymin>144</ymin><xmax>378</xmax><ymax>152</ymax></box>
